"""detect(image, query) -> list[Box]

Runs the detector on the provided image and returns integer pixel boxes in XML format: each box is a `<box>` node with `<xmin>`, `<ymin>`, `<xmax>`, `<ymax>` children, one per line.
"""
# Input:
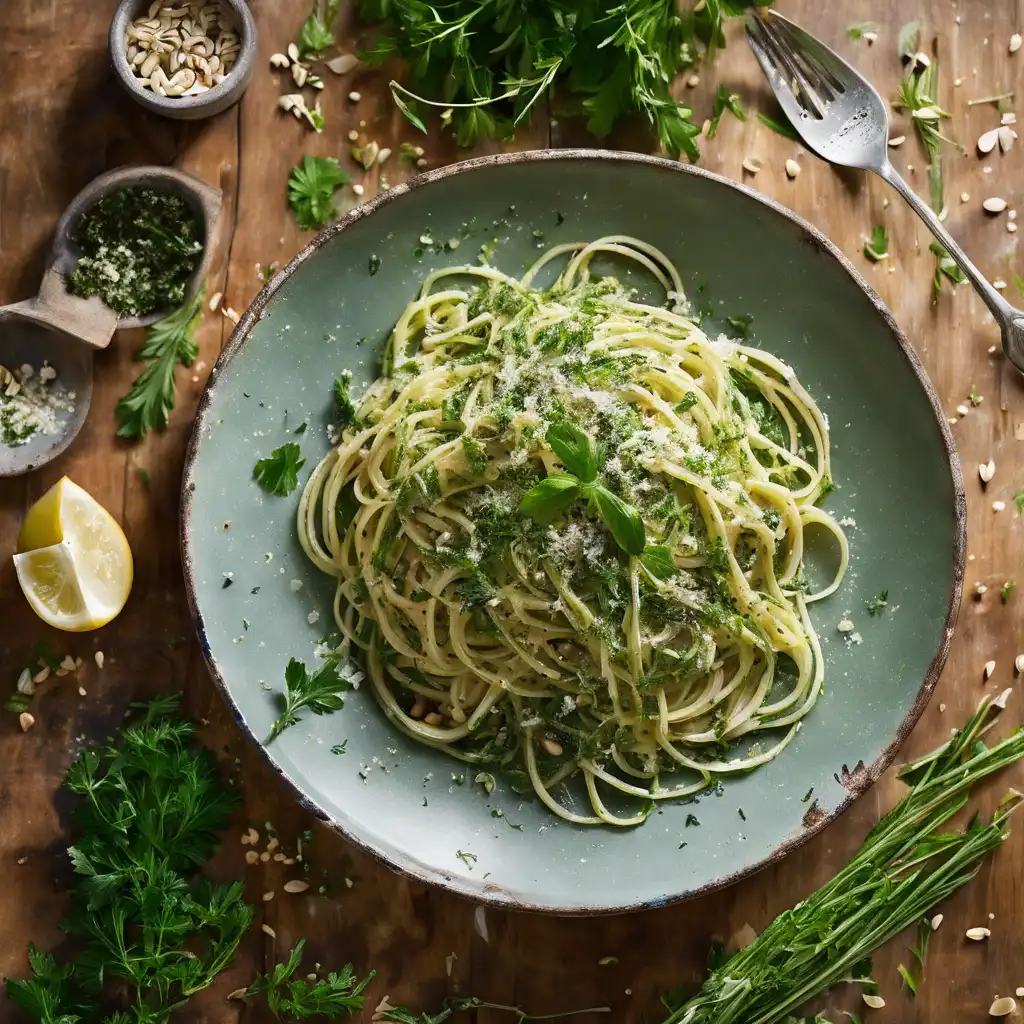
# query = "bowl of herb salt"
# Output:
<box><xmin>51</xmin><ymin>165</ymin><xmax>222</xmax><ymax>328</ymax></box>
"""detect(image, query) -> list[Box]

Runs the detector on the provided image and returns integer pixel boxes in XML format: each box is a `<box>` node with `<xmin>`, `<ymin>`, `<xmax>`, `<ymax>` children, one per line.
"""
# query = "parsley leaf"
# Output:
<box><xmin>288</xmin><ymin>155</ymin><xmax>349</xmax><ymax>230</ymax></box>
<box><xmin>114</xmin><ymin>289</ymin><xmax>203</xmax><ymax>438</ymax></box>
<box><xmin>254</xmin><ymin>442</ymin><xmax>305</xmax><ymax>497</ymax></box>
<box><xmin>864</xmin><ymin>225</ymin><xmax>889</xmax><ymax>262</ymax></box>
<box><xmin>247</xmin><ymin>938</ymin><xmax>372</xmax><ymax>1017</ymax></box>
<box><xmin>267</xmin><ymin>655</ymin><xmax>353</xmax><ymax>741</ymax></box>
<box><xmin>866</xmin><ymin>589</ymin><xmax>889</xmax><ymax>616</ymax></box>
<box><xmin>5</xmin><ymin>696</ymin><xmax>253</xmax><ymax>1023</ymax></box>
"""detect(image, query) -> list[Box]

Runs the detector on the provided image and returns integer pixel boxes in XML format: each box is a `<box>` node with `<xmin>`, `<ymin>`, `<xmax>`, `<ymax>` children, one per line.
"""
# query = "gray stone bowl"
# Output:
<box><xmin>109</xmin><ymin>0</ymin><xmax>257</xmax><ymax>120</ymax></box>
<box><xmin>0</xmin><ymin>165</ymin><xmax>222</xmax><ymax>476</ymax></box>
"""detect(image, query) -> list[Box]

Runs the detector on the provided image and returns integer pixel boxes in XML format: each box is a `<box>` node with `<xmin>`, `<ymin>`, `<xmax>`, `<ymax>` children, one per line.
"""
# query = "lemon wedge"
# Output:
<box><xmin>14</xmin><ymin>477</ymin><xmax>133</xmax><ymax>631</ymax></box>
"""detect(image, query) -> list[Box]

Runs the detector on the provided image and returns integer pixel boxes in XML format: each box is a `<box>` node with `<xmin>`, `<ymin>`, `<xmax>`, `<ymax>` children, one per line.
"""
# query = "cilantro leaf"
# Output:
<box><xmin>114</xmin><ymin>289</ymin><xmax>203</xmax><ymax>438</ymax></box>
<box><xmin>288</xmin><ymin>155</ymin><xmax>349</xmax><ymax>230</ymax></box>
<box><xmin>254</xmin><ymin>442</ymin><xmax>306</xmax><ymax>497</ymax></box>
<box><xmin>267</xmin><ymin>656</ymin><xmax>353</xmax><ymax>741</ymax></box>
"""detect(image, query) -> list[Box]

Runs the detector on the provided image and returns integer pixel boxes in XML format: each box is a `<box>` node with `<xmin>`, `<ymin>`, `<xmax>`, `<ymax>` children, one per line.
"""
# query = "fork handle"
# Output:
<box><xmin>877</xmin><ymin>161</ymin><xmax>1024</xmax><ymax>370</ymax></box>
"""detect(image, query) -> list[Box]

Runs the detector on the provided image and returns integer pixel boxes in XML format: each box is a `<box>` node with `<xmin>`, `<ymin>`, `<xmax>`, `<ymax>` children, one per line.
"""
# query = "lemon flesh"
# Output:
<box><xmin>14</xmin><ymin>477</ymin><xmax>133</xmax><ymax>631</ymax></box>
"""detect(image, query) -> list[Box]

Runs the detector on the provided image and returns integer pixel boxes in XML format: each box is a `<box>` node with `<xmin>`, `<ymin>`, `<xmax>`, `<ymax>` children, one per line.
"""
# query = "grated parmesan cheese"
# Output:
<box><xmin>1</xmin><ymin>361</ymin><xmax>75</xmax><ymax>447</ymax></box>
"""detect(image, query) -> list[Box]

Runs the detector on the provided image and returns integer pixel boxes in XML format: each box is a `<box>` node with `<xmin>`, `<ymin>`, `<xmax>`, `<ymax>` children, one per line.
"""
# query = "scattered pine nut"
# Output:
<box><xmin>983</xmin><ymin>197</ymin><xmax>1008</xmax><ymax>213</ymax></box>
<box><xmin>967</xmin><ymin>926</ymin><xmax>992</xmax><ymax>940</ymax></box>
<box><xmin>993</xmin><ymin>280</ymin><xmax>1008</xmax><ymax>291</ymax></box>
<box><xmin>980</xmin><ymin>460</ymin><xmax>995</xmax><ymax>483</ymax></box>
<box><xmin>961</xmin><ymin>191</ymin><xmax>970</xmax><ymax>202</ymax></box>
<box><xmin>262</xmin><ymin>890</ymin><xmax>275</xmax><ymax>902</ymax></box>
<box><xmin>984</xmin><ymin>660</ymin><xmax>997</xmax><ymax>680</ymax></box>
<box><xmin>19</xmin><ymin>712</ymin><xmax>35</xmax><ymax>732</ymax></box>
<box><xmin>1015</xmin><ymin>654</ymin><xmax>1024</xmax><ymax>674</ymax></box>
<box><xmin>348</xmin><ymin>90</ymin><xmax>361</xmax><ymax>102</ymax></box>
<box><xmin>541</xmin><ymin>736</ymin><xmax>564</xmax><ymax>756</ymax></box>
<box><xmin>991</xmin><ymin>996</ymin><xmax>1017</xmax><ymax>1017</ymax></box>
<box><xmin>262</xmin><ymin>924</ymin><xmax>276</xmax><ymax>938</ymax></box>
<box><xmin>993</xmin><ymin>500</ymin><xmax>1007</xmax><ymax>511</ymax></box>
<box><xmin>785</xmin><ymin>159</ymin><xmax>801</xmax><ymax>179</ymax></box>
<box><xmin>245</xmin><ymin>850</ymin><xmax>259</xmax><ymax>864</ymax></box>
<box><xmin>978</xmin><ymin>128</ymin><xmax>1000</xmax><ymax>154</ymax></box>
<box><xmin>284</xmin><ymin>879</ymin><xmax>310</xmax><ymax>893</ymax></box>
<box><xmin>862</xmin><ymin>994</ymin><xmax>886</xmax><ymax>1008</ymax></box>
<box><xmin>1011</xmin><ymin>33</ymin><xmax>1023</xmax><ymax>53</ymax></box>
<box><xmin>741</xmin><ymin>156</ymin><xmax>762</xmax><ymax>174</ymax></box>
<box><xmin>888</xmin><ymin>135</ymin><xmax>906</xmax><ymax>147</ymax></box>
<box><xmin>94</xmin><ymin>651</ymin><xmax>105</xmax><ymax>668</ymax></box>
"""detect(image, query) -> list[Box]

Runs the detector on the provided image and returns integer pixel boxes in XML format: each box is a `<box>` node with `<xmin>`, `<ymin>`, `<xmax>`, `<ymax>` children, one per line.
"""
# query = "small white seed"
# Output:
<box><xmin>983</xmin><ymin>197</ymin><xmax>1008</xmax><ymax>213</ymax></box>
<box><xmin>352</xmin><ymin>183</ymin><xmax>365</xmax><ymax>196</ymax></box>
<box><xmin>244</xmin><ymin>849</ymin><xmax>259</xmax><ymax>864</ymax></box>
<box><xmin>993</xmin><ymin>500</ymin><xmax>1007</xmax><ymax>511</ymax></box>
<box><xmin>1017</xmin><ymin>987</ymin><xmax>1024</xmax><ymax>998</ymax></box>
<box><xmin>862</xmin><ymin>994</ymin><xmax>886</xmax><ymax>1009</ymax></box>
<box><xmin>979</xmin><ymin>459</ymin><xmax>996</xmax><ymax>483</ymax></box>
<box><xmin>961</xmin><ymin>191</ymin><xmax>970</xmax><ymax>202</ymax></box>
<box><xmin>785</xmin><ymin>159</ymin><xmax>801</xmax><ymax>179</ymax></box>
<box><xmin>348</xmin><ymin>90</ymin><xmax>361</xmax><ymax>102</ymax></box>
<box><xmin>1009</xmin><ymin>222</ymin><xmax>1019</xmax><ymax>233</ymax></box>
<box><xmin>931</xmin><ymin>913</ymin><xmax>944</xmax><ymax>930</ymax></box>
<box><xmin>269</xmin><ymin>52</ymin><xmax>290</xmax><ymax>68</ymax></box>
<box><xmin>984</xmin><ymin>660</ymin><xmax>996</xmax><ymax>680</ymax></box>
<box><xmin>967</xmin><ymin>927</ymin><xmax>992</xmax><ymax>940</ymax></box>
<box><xmin>287</xmin><ymin>42</ymin><xmax>300</xmax><ymax>63</ymax></box>
<box><xmin>284</xmin><ymin>879</ymin><xmax>310</xmax><ymax>893</ymax></box>
<box><xmin>1010</xmin><ymin>33</ymin><xmax>1022</xmax><ymax>53</ymax></box>
<box><xmin>888</xmin><ymin>135</ymin><xmax>906</xmax><ymax>147</ymax></box>
<box><xmin>377</xmin><ymin>147</ymin><xmax>392</xmax><ymax>165</ymax></box>
<box><xmin>292</xmin><ymin>63</ymin><xmax>308</xmax><ymax>87</ymax></box>
<box><xmin>262</xmin><ymin>890</ymin><xmax>274</xmax><ymax>902</ymax></box>
<box><xmin>978</xmin><ymin>128</ymin><xmax>1000</xmax><ymax>154</ymax></box>
<box><xmin>993</xmin><ymin>280</ymin><xmax>1008</xmax><ymax>291</ymax></box>
<box><xmin>19</xmin><ymin>712</ymin><xmax>35</xmax><ymax>732</ymax></box>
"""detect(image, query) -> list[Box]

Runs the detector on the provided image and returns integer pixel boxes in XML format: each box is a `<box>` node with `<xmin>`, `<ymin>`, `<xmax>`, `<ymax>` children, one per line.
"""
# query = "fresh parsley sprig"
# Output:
<box><xmin>267</xmin><ymin>650</ymin><xmax>355</xmax><ymax>742</ymax></box>
<box><xmin>115</xmin><ymin>288</ymin><xmax>204</xmax><ymax>438</ymax></box>
<box><xmin>254</xmin><ymin>442</ymin><xmax>306</xmax><ymax>496</ymax></box>
<box><xmin>246</xmin><ymin>938</ymin><xmax>373</xmax><ymax>1018</ymax></box>
<box><xmin>662</xmin><ymin>692</ymin><xmax>1024</xmax><ymax>1023</ymax></box>
<box><xmin>6</xmin><ymin>696</ymin><xmax>254</xmax><ymax>1024</ymax></box>
<box><xmin>288</xmin><ymin>155</ymin><xmax>349</xmax><ymax>230</ymax></box>
<box><xmin>519</xmin><ymin>422</ymin><xmax>645</xmax><ymax>555</ymax></box>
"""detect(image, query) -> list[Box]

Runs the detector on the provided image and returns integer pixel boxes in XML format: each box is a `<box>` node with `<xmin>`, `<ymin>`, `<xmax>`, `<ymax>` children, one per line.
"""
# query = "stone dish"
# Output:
<box><xmin>181</xmin><ymin>151</ymin><xmax>964</xmax><ymax>914</ymax></box>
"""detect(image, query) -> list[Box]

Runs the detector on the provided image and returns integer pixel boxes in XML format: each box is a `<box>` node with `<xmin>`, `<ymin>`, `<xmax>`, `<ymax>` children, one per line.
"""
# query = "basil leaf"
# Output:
<box><xmin>546</xmin><ymin>421</ymin><xmax>597</xmax><ymax>483</ymax></box>
<box><xmin>594</xmin><ymin>485</ymin><xmax>645</xmax><ymax>555</ymax></box>
<box><xmin>640</xmin><ymin>544</ymin><xmax>678</xmax><ymax>579</ymax></box>
<box><xmin>520</xmin><ymin>473</ymin><xmax>581</xmax><ymax>519</ymax></box>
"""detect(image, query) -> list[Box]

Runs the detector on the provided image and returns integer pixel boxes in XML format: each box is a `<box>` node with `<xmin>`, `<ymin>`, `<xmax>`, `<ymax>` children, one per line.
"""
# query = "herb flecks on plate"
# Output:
<box><xmin>267</xmin><ymin>642</ymin><xmax>359</xmax><ymax>742</ymax></box>
<box><xmin>69</xmin><ymin>186</ymin><xmax>203</xmax><ymax>317</ymax></box>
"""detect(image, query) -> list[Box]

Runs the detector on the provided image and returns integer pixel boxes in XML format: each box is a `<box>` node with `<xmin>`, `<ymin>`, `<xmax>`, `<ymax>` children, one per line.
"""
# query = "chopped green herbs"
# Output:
<box><xmin>361</xmin><ymin>0</ymin><xmax>769</xmax><ymax>158</ymax></box>
<box><xmin>297</xmin><ymin>0</ymin><xmax>341</xmax><ymax>56</ymax></box>
<box><xmin>663</xmin><ymin>694</ymin><xmax>1024</xmax><ymax>1023</ymax></box>
<box><xmin>115</xmin><ymin>289</ymin><xmax>203</xmax><ymax>438</ymax></box>
<box><xmin>1014</xmin><ymin>489</ymin><xmax>1024</xmax><ymax>512</ymax></box>
<box><xmin>847</xmin><ymin>21</ymin><xmax>879</xmax><ymax>40</ymax></box>
<box><xmin>756</xmin><ymin>110</ymin><xmax>799</xmax><ymax>140</ymax></box>
<box><xmin>267</xmin><ymin>651</ymin><xmax>355</xmax><ymax>741</ymax></box>
<box><xmin>288</xmin><ymin>155</ymin><xmax>350</xmax><ymax>229</ymax></box>
<box><xmin>866</xmin><ymin>589</ymin><xmax>889</xmax><ymax>616</ymax></box>
<box><xmin>369</xmin><ymin>253</ymin><xmax>382</xmax><ymax>276</ymax></box>
<box><xmin>707</xmin><ymin>85</ymin><xmax>745</xmax><ymax>140</ymax></box>
<box><xmin>254</xmin><ymin>442</ymin><xmax>306</xmax><ymax>497</ymax></box>
<box><xmin>68</xmin><ymin>187</ymin><xmax>203</xmax><ymax>317</ymax></box>
<box><xmin>863</xmin><ymin>225</ymin><xmax>889</xmax><ymax>262</ymax></box>
<box><xmin>1001</xmin><ymin>580</ymin><xmax>1016</xmax><ymax>603</ymax></box>
<box><xmin>930</xmin><ymin>241</ymin><xmax>967</xmax><ymax>303</ymax></box>
<box><xmin>725</xmin><ymin>313</ymin><xmax>754</xmax><ymax>338</ymax></box>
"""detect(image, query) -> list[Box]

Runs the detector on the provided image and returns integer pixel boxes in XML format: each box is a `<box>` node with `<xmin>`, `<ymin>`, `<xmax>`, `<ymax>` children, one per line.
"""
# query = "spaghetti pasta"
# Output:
<box><xmin>297</xmin><ymin>236</ymin><xmax>847</xmax><ymax>827</ymax></box>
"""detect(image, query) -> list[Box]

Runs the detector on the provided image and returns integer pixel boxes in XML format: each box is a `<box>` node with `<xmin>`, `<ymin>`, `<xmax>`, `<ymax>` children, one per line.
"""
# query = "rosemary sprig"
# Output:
<box><xmin>663</xmin><ymin>691</ymin><xmax>1024</xmax><ymax>1023</ymax></box>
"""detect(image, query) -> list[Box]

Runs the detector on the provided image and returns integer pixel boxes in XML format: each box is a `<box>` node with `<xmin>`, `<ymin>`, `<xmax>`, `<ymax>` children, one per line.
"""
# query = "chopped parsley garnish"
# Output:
<box><xmin>68</xmin><ymin>187</ymin><xmax>202</xmax><ymax>317</ymax></box>
<box><xmin>288</xmin><ymin>155</ymin><xmax>349</xmax><ymax>229</ymax></box>
<box><xmin>115</xmin><ymin>289</ymin><xmax>203</xmax><ymax>438</ymax></box>
<box><xmin>725</xmin><ymin>313</ymin><xmax>754</xmax><ymax>338</ymax></box>
<box><xmin>866</xmin><ymin>589</ymin><xmax>889</xmax><ymax>616</ymax></box>
<box><xmin>1001</xmin><ymin>580</ymin><xmax>1016</xmax><ymax>603</ymax></box>
<box><xmin>757</xmin><ymin>110</ymin><xmax>799</xmax><ymax>140</ymax></box>
<box><xmin>706</xmin><ymin>85</ymin><xmax>745</xmax><ymax>140</ymax></box>
<box><xmin>267</xmin><ymin>653</ymin><xmax>354</xmax><ymax>741</ymax></box>
<box><xmin>253</xmin><ymin>442</ymin><xmax>306</xmax><ymax>497</ymax></box>
<box><xmin>847</xmin><ymin>21</ymin><xmax>879</xmax><ymax>40</ymax></box>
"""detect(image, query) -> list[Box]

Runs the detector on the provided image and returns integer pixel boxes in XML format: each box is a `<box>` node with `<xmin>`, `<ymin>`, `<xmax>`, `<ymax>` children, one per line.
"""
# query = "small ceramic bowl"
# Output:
<box><xmin>109</xmin><ymin>0</ymin><xmax>257</xmax><ymax>120</ymax></box>
<box><xmin>49</xmin><ymin>164</ymin><xmax>223</xmax><ymax>330</ymax></box>
<box><xmin>0</xmin><ymin>165</ymin><xmax>223</xmax><ymax>476</ymax></box>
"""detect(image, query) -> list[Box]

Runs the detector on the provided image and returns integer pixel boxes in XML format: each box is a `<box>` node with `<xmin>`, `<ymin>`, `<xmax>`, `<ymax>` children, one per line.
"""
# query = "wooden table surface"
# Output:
<box><xmin>3</xmin><ymin>1</ymin><xmax>1024</xmax><ymax>1021</ymax></box>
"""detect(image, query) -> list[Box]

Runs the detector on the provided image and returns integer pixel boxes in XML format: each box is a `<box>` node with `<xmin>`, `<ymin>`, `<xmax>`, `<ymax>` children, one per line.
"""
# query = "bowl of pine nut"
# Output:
<box><xmin>110</xmin><ymin>0</ymin><xmax>257</xmax><ymax>120</ymax></box>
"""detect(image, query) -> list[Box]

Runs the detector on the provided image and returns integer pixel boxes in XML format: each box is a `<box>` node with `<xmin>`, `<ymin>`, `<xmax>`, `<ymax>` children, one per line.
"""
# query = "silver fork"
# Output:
<box><xmin>746</xmin><ymin>9</ymin><xmax>1024</xmax><ymax>372</ymax></box>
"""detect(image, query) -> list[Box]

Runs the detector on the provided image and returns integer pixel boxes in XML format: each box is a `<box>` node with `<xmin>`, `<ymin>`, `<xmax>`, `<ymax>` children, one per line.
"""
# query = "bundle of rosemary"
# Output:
<box><xmin>662</xmin><ymin>691</ymin><xmax>1023</xmax><ymax>1023</ymax></box>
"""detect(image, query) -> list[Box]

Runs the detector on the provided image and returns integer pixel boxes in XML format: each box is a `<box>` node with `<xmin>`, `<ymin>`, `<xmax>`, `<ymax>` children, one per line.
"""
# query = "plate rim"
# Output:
<box><xmin>180</xmin><ymin>148</ymin><xmax>966</xmax><ymax>915</ymax></box>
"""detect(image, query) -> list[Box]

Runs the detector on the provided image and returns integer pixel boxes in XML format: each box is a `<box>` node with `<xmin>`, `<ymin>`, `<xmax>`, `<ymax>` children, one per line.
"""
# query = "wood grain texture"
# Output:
<box><xmin>1</xmin><ymin>1</ymin><xmax>1023</xmax><ymax>1021</ymax></box>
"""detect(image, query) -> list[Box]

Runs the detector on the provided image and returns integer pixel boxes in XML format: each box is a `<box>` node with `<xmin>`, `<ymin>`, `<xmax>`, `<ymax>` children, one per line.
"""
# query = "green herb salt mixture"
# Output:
<box><xmin>68</xmin><ymin>186</ymin><xmax>203</xmax><ymax>317</ymax></box>
<box><xmin>0</xmin><ymin>362</ymin><xmax>74</xmax><ymax>447</ymax></box>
